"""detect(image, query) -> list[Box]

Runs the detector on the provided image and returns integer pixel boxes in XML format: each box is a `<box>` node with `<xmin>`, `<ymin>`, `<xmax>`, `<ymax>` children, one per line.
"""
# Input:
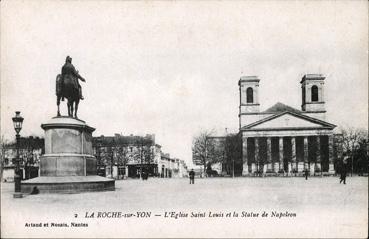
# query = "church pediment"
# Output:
<box><xmin>241</xmin><ymin>111</ymin><xmax>336</xmax><ymax>131</ymax></box>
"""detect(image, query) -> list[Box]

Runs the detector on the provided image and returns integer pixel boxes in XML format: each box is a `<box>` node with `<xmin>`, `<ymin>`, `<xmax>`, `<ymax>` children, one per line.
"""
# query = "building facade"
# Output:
<box><xmin>157</xmin><ymin>154</ymin><xmax>188</xmax><ymax>178</ymax></box>
<box><xmin>93</xmin><ymin>134</ymin><xmax>160</xmax><ymax>178</ymax></box>
<box><xmin>92</xmin><ymin>134</ymin><xmax>187</xmax><ymax>179</ymax></box>
<box><xmin>1</xmin><ymin>136</ymin><xmax>44</xmax><ymax>181</ymax></box>
<box><xmin>239</xmin><ymin>74</ymin><xmax>341</xmax><ymax>176</ymax></box>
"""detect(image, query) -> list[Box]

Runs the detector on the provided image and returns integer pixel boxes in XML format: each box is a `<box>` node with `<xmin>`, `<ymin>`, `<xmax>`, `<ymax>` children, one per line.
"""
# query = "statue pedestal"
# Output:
<box><xmin>21</xmin><ymin>116</ymin><xmax>115</xmax><ymax>193</ymax></box>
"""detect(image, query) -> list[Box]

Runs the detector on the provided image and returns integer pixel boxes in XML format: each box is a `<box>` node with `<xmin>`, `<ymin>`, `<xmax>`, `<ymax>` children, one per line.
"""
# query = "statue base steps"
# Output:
<box><xmin>21</xmin><ymin>176</ymin><xmax>115</xmax><ymax>194</ymax></box>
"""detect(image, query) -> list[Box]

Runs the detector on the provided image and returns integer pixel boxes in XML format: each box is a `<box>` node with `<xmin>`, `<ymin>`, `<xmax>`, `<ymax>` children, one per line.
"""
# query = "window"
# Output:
<box><xmin>311</xmin><ymin>85</ymin><xmax>319</xmax><ymax>102</ymax></box>
<box><xmin>246</xmin><ymin>87</ymin><xmax>253</xmax><ymax>103</ymax></box>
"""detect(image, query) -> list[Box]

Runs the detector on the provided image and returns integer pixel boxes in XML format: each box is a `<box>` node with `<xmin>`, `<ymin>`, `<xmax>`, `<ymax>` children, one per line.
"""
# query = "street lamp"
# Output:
<box><xmin>12</xmin><ymin>111</ymin><xmax>24</xmax><ymax>198</ymax></box>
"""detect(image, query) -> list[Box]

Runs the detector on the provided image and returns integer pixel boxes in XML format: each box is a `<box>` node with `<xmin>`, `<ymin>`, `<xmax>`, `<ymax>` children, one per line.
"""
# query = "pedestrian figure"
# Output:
<box><xmin>304</xmin><ymin>168</ymin><xmax>309</xmax><ymax>180</ymax></box>
<box><xmin>189</xmin><ymin>169</ymin><xmax>195</xmax><ymax>184</ymax></box>
<box><xmin>30</xmin><ymin>186</ymin><xmax>39</xmax><ymax>195</ymax></box>
<box><xmin>340</xmin><ymin>154</ymin><xmax>348</xmax><ymax>184</ymax></box>
<box><xmin>340</xmin><ymin>167</ymin><xmax>347</xmax><ymax>184</ymax></box>
<box><xmin>141</xmin><ymin>170</ymin><xmax>148</xmax><ymax>180</ymax></box>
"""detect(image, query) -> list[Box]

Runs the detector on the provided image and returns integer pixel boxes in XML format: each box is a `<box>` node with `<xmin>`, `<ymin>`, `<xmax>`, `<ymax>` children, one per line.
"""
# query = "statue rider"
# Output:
<box><xmin>61</xmin><ymin>56</ymin><xmax>85</xmax><ymax>101</ymax></box>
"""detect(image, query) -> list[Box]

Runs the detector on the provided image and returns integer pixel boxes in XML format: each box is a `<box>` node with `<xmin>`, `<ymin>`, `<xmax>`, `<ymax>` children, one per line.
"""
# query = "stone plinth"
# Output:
<box><xmin>21</xmin><ymin>116</ymin><xmax>115</xmax><ymax>193</ymax></box>
<box><xmin>21</xmin><ymin>176</ymin><xmax>115</xmax><ymax>194</ymax></box>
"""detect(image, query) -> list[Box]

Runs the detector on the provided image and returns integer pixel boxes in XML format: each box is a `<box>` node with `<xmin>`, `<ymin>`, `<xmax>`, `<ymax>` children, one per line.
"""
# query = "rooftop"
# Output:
<box><xmin>93</xmin><ymin>134</ymin><xmax>155</xmax><ymax>146</ymax></box>
<box><xmin>239</xmin><ymin>76</ymin><xmax>260</xmax><ymax>82</ymax></box>
<box><xmin>301</xmin><ymin>74</ymin><xmax>325</xmax><ymax>83</ymax></box>
<box><xmin>263</xmin><ymin>102</ymin><xmax>301</xmax><ymax>114</ymax></box>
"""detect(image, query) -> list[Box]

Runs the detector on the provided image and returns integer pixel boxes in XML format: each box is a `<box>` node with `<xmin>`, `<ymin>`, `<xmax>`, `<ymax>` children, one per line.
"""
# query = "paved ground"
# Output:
<box><xmin>1</xmin><ymin>176</ymin><xmax>368</xmax><ymax>238</ymax></box>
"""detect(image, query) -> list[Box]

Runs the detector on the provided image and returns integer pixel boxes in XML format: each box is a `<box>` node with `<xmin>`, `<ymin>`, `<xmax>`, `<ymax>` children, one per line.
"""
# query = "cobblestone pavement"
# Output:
<box><xmin>1</xmin><ymin>176</ymin><xmax>367</xmax><ymax>238</ymax></box>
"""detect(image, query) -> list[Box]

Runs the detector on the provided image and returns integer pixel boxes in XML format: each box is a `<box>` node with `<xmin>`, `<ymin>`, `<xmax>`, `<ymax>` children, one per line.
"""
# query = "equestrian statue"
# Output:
<box><xmin>56</xmin><ymin>56</ymin><xmax>86</xmax><ymax>118</ymax></box>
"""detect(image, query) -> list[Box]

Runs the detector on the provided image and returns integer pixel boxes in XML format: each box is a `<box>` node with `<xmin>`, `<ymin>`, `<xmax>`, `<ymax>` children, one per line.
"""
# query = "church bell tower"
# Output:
<box><xmin>239</xmin><ymin>76</ymin><xmax>260</xmax><ymax>128</ymax></box>
<box><xmin>301</xmin><ymin>74</ymin><xmax>326</xmax><ymax>112</ymax></box>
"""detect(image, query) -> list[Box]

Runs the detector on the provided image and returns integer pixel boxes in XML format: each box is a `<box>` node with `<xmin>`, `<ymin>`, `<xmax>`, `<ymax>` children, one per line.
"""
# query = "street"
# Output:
<box><xmin>1</xmin><ymin>176</ymin><xmax>368</xmax><ymax>238</ymax></box>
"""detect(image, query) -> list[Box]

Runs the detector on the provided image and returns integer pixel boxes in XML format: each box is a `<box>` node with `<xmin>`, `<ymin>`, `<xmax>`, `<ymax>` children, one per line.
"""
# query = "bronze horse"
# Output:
<box><xmin>56</xmin><ymin>74</ymin><xmax>80</xmax><ymax>118</ymax></box>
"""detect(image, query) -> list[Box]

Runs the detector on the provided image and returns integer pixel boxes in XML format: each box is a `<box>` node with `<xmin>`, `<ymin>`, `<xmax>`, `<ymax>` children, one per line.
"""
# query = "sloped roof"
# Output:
<box><xmin>241</xmin><ymin>111</ymin><xmax>336</xmax><ymax>131</ymax></box>
<box><xmin>92</xmin><ymin>135</ymin><xmax>155</xmax><ymax>146</ymax></box>
<box><xmin>263</xmin><ymin>102</ymin><xmax>301</xmax><ymax>114</ymax></box>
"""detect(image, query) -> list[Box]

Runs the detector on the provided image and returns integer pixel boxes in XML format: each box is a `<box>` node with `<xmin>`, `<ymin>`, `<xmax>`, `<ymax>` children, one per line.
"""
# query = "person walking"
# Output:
<box><xmin>189</xmin><ymin>169</ymin><xmax>195</xmax><ymax>184</ymax></box>
<box><xmin>340</xmin><ymin>154</ymin><xmax>348</xmax><ymax>184</ymax></box>
<box><xmin>304</xmin><ymin>168</ymin><xmax>309</xmax><ymax>180</ymax></box>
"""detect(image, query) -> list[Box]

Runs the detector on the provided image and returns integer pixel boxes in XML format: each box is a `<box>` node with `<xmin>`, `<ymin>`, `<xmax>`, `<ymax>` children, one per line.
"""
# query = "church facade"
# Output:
<box><xmin>239</xmin><ymin>74</ymin><xmax>341</xmax><ymax>176</ymax></box>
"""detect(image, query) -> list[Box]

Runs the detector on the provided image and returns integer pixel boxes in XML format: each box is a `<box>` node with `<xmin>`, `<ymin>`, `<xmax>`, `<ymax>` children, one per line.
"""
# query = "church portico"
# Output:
<box><xmin>242</xmin><ymin>133</ymin><xmax>335</xmax><ymax>176</ymax></box>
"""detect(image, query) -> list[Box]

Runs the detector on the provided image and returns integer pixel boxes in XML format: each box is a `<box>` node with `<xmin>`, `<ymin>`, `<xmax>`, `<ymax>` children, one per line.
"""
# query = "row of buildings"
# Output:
<box><xmin>93</xmin><ymin>134</ymin><xmax>188</xmax><ymax>179</ymax></box>
<box><xmin>0</xmin><ymin>134</ymin><xmax>188</xmax><ymax>181</ymax></box>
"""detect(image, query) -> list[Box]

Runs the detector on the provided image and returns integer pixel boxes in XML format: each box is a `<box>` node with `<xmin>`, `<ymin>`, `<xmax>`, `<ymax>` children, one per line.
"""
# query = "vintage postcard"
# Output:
<box><xmin>1</xmin><ymin>0</ymin><xmax>368</xmax><ymax>238</ymax></box>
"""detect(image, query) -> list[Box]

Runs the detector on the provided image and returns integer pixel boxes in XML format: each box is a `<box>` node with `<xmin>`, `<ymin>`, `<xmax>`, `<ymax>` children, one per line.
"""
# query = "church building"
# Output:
<box><xmin>239</xmin><ymin>74</ymin><xmax>340</xmax><ymax>176</ymax></box>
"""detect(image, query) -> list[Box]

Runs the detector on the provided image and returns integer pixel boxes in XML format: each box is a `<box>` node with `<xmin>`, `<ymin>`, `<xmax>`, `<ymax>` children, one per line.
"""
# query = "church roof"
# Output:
<box><xmin>263</xmin><ymin>102</ymin><xmax>301</xmax><ymax>114</ymax></box>
<box><xmin>241</xmin><ymin>111</ymin><xmax>336</xmax><ymax>131</ymax></box>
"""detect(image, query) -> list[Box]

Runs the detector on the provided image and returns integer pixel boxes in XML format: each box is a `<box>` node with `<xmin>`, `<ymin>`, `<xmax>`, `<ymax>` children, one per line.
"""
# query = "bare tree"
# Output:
<box><xmin>0</xmin><ymin>136</ymin><xmax>9</xmax><ymax>178</ymax></box>
<box><xmin>192</xmin><ymin>129</ymin><xmax>216</xmax><ymax>175</ymax></box>
<box><xmin>340</xmin><ymin>127</ymin><xmax>368</xmax><ymax>176</ymax></box>
<box><xmin>133</xmin><ymin>136</ymin><xmax>154</xmax><ymax>178</ymax></box>
<box><xmin>110</xmin><ymin>145</ymin><xmax>129</xmax><ymax>179</ymax></box>
<box><xmin>116</xmin><ymin>146</ymin><xmax>129</xmax><ymax>168</ymax></box>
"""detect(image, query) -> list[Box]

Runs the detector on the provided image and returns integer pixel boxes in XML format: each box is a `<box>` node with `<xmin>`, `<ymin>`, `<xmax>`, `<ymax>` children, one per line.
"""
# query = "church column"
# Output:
<box><xmin>273</xmin><ymin>139</ymin><xmax>278</xmax><ymax>173</ymax></box>
<box><xmin>242</xmin><ymin>137</ymin><xmax>248</xmax><ymax>176</ymax></box>
<box><xmin>267</xmin><ymin>137</ymin><xmax>272</xmax><ymax>172</ymax></box>
<box><xmin>328</xmin><ymin>135</ymin><xmax>335</xmax><ymax>174</ymax></box>
<box><xmin>255</xmin><ymin>138</ymin><xmax>260</xmax><ymax>173</ymax></box>
<box><xmin>250</xmin><ymin>138</ymin><xmax>256</xmax><ymax>173</ymax></box>
<box><xmin>303</xmin><ymin>136</ymin><xmax>308</xmax><ymax>170</ymax></box>
<box><xmin>279</xmin><ymin>137</ymin><xmax>283</xmax><ymax>173</ymax></box>
<box><xmin>297</xmin><ymin>137</ymin><xmax>304</xmax><ymax>172</ymax></box>
<box><xmin>316</xmin><ymin>136</ymin><xmax>322</xmax><ymax>176</ymax></box>
<box><xmin>125</xmin><ymin>166</ymin><xmax>128</xmax><ymax>179</ymax></box>
<box><xmin>291</xmin><ymin>137</ymin><xmax>296</xmax><ymax>174</ymax></box>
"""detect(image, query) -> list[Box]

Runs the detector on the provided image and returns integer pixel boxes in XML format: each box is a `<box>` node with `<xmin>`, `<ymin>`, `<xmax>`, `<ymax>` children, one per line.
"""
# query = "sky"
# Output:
<box><xmin>1</xmin><ymin>0</ymin><xmax>368</xmax><ymax>167</ymax></box>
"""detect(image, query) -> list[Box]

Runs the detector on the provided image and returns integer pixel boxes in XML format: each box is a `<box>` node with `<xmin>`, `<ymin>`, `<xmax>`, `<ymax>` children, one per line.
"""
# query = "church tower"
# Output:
<box><xmin>239</xmin><ymin>76</ymin><xmax>260</xmax><ymax>128</ymax></box>
<box><xmin>301</xmin><ymin>74</ymin><xmax>326</xmax><ymax>112</ymax></box>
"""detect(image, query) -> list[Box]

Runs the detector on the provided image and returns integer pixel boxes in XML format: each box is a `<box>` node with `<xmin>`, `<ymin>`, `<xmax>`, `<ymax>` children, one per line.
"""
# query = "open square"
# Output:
<box><xmin>1</xmin><ymin>176</ymin><xmax>367</xmax><ymax>238</ymax></box>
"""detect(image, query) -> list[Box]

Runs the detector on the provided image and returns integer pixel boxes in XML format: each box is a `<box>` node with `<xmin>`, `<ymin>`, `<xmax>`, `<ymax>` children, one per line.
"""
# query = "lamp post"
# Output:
<box><xmin>12</xmin><ymin>111</ymin><xmax>24</xmax><ymax>198</ymax></box>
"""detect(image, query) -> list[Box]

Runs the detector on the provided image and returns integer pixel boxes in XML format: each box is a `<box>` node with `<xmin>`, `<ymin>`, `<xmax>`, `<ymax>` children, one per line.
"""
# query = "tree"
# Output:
<box><xmin>192</xmin><ymin>129</ymin><xmax>218</xmax><ymax>175</ymax></box>
<box><xmin>0</xmin><ymin>136</ymin><xmax>8</xmax><ymax>178</ymax></box>
<box><xmin>224</xmin><ymin>133</ymin><xmax>242</xmax><ymax>177</ymax></box>
<box><xmin>116</xmin><ymin>146</ymin><xmax>129</xmax><ymax>167</ymax></box>
<box><xmin>133</xmin><ymin>136</ymin><xmax>154</xmax><ymax>178</ymax></box>
<box><xmin>355</xmin><ymin>137</ymin><xmax>368</xmax><ymax>175</ymax></box>
<box><xmin>340</xmin><ymin>127</ymin><xmax>368</xmax><ymax>176</ymax></box>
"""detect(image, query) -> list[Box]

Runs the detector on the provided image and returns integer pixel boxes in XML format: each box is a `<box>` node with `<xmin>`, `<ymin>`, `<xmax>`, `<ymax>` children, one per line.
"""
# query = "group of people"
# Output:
<box><xmin>299</xmin><ymin>154</ymin><xmax>350</xmax><ymax>183</ymax></box>
<box><xmin>188</xmin><ymin>152</ymin><xmax>350</xmax><ymax>184</ymax></box>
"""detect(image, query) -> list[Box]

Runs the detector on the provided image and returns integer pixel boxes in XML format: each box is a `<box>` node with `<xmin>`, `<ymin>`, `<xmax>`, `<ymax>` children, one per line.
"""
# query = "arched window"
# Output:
<box><xmin>246</xmin><ymin>87</ymin><xmax>253</xmax><ymax>103</ymax></box>
<box><xmin>311</xmin><ymin>85</ymin><xmax>319</xmax><ymax>102</ymax></box>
